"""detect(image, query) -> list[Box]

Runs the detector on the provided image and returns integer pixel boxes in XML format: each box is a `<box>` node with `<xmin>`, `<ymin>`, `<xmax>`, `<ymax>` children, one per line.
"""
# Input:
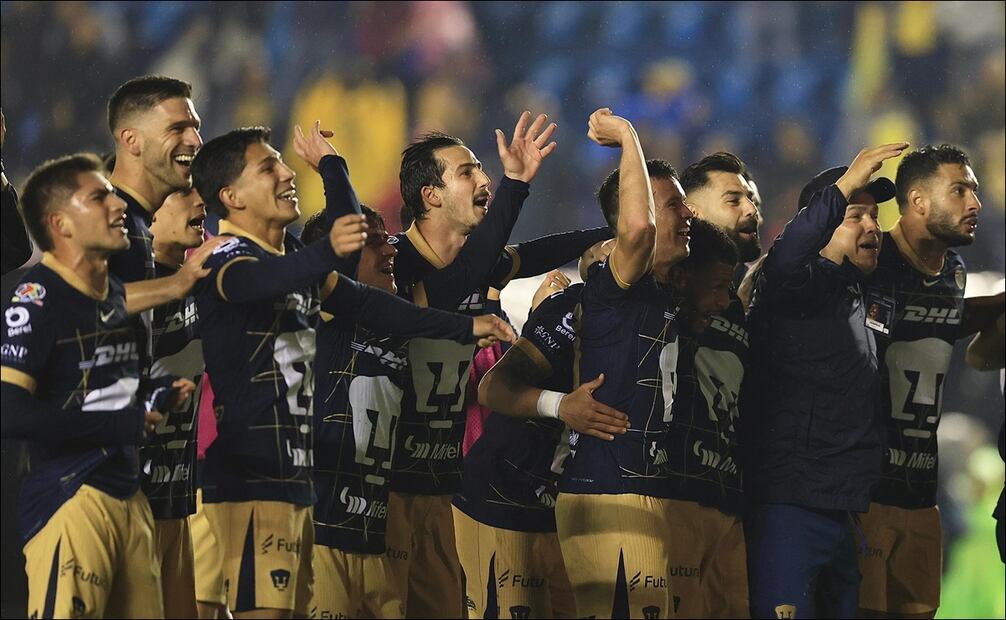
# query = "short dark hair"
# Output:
<box><xmin>107</xmin><ymin>75</ymin><xmax>192</xmax><ymax>134</ymax></box>
<box><xmin>679</xmin><ymin>152</ymin><xmax>747</xmax><ymax>195</ymax></box>
<box><xmin>895</xmin><ymin>144</ymin><xmax>971</xmax><ymax>212</ymax></box>
<box><xmin>400</xmin><ymin>132</ymin><xmax>465</xmax><ymax>223</ymax></box>
<box><xmin>191</xmin><ymin>127</ymin><xmax>271</xmax><ymax>219</ymax></box>
<box><xmin>300</xmin><ymin>205</ymin><xmax>382</xmax><ymax>245</ymax></box>
<box><xmin>678</xmin><ymin>218</ymin><xmax>738</xmax><ymax>273</ymax></box>
<box><xmin>21</xmin><ymin>153</ymin><xmax>106</xmax><ymax>251</ymax></box>
<box><xmin>597</xmin><ymin>159</ymin><xmax>679</xmax><ymax>232</ymax></box>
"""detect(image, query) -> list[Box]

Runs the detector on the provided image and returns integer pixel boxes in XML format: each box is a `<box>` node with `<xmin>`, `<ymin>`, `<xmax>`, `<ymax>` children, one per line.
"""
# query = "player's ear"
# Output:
<box><xmin>118</xmin><ymin>127</ymin><xmax>142</xmax><ymax>158</ymax></box>
<box><xmin>218</xmin><ymin>186</ymin><xmax>243</xmax><ymax>212</ymax></box>
<box><xmin>49</xmin><ymin>210</ymin><xmax>72</xmax><ymax>240</ymax></box>
<box><xmin>907</xmin><ymin>186</ymin><xmax>926</xmax><ymax>216</ymax></box>
<box><xmin>421</xmin><ymin>184</ymin><xmax>442</xmax><ymax>208</ymax></box>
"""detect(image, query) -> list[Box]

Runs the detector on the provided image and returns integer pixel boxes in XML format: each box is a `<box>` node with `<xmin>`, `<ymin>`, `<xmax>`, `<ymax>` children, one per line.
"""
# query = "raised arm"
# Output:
<box><xmin>125</xmin><ymin>235</ymin><xmax>229</xmax><ymax>314</ymax></box>
<box><xmin>965</xmin><ymin>311</ymin><xmax>1005</xmax><ymax>371</ymax></box>
<box><xmin>588</xmin><ymin>108</ymin><xmax>654</xmax><ymax>288</ymax></box>
<box><xmin>488</xmin><ymin>226</ymin><xmax>612</xmax><ymax>289</ymax></box>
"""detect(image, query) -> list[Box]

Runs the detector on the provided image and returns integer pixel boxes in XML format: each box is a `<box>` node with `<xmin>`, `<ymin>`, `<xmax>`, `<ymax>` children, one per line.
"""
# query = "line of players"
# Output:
<box><xmin>0</xmin><ymin>75</ymin><xmax>1000</xmax><ymax>619</ymax></box>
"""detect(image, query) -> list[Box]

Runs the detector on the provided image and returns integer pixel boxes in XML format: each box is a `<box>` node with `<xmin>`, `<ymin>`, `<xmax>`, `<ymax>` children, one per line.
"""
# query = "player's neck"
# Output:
<box><xmin>109</xmin><ymin>159</ymin><xmax>170</xmax><ymax>212</ymax></box>
<box><xmin>896</xmin><ymin>218</ymin><xmax>946</xmax><ymax>274</ymax></box>
<box><xmin>50</xmin><ymin>245</ymin><xmax>109</xmax><ymax>295</ymax></box>
<box><xmin>229</xmin><ymin>213</ymin><xmax>286</xmax><ymax>251</ymax></box>
<box><xmin>154</xmin><ymin>242</ymin><xmax>186</xmax><ymax>271</ymax></box>
<box><xmin>415</xmin><ymin>218</ymin><xmax>466</xmax><ymax>266</ymax></box>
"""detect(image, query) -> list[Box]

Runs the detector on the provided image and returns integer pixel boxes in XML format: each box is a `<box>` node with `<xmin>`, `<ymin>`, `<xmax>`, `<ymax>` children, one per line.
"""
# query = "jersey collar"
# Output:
<box><xmin>41</xmin><ymin>252</ymin><xmax>109</xmax><ymax>300</ymax></box>
<box><xmin>112</xmin><ymin>181</ymin><xmax>156</xmax><ymax>214</ymax></box>
<box><xmin>405</xmin><ymin>224</ymin><xmax>447</xmax><ymax>269</ymax></box>
<box><xmin>217</xmin><ymin>220</ymin><xmax>285</xmax><ymax>256</ymax></box>
<box><xmin>890</xmin><ymin>221</ymin><xmax>943</xmax><ymax>277</ymax></box>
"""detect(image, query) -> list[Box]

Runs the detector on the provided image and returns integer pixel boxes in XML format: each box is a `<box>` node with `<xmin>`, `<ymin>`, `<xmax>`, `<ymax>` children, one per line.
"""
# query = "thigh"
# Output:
<box><xmin>385</xmin><ymin>492</ymin><xmax>414</xmax><ymax>614</ymax></box>
<box><xmin>704</xmin><ymin>513</ymin><xmax>749</xmax><ymax>619</ymax></box>
<box><xmin>106</xmin><ymin>491</ymin><xmax>164</xmax><ymax>619</ymax></box>
<box><xmin>663</xmin><ymin>500</ymin><xmax>709</xmax><ymax>618</ymax></box>
<box><xmin>22</xmin><ymin>485</ymin><xmax>119</xmax><ymax>619</ymax></box>
<box><xmin>452</xmin><ymin>506</ymin><xmax>497</xmax><ymax>618</ymax></box>
<box><xmin>541</xmin><ymin>532</ymin><xmax>576</xmax><ymax>620</ymax></box>
<box><xmin>494</xmin><ymin>528</ymin><xmax>551</xmax><ymax>620</ymax></box>
<box><xmin>816</xmin><ymin>515</ymin><xmax>861</xmax><ymax>619</ymax></box>
<box><xmin>406</xmin><ymin>496</ymin><xmax>463</xmax><ymax>619</ymax></box>
<box><xmin>887</xmin><ymin>506</ymin><xmax>942</xmax><ymax>616</ymax></box>
<box><xmin>360</xmin><ymin>550</ymin><xmax>405</xmax><ymax>619</ymax></box>
<box><xmin>311</xmin><ymin>545</ymin><xmax>360</xmax><ymax>618</ymax></box>
<box><xmin>556</xmin><ymin>493</ymin><xmax>674</xmax><ymax>620</ymax></box>
<box><xmin>189</xmin><ymin>489</ymin><xmax>226</xmax><ymax>607</ymax></box>
<box><xmin>857</xmin><ymin>503</ymin><xmax>897</xmax><ymax>614</ymax></box>
<box><xmin>155</xmin><ymin>518</ymin><xmax>198</xmax><ymax>619</ymax></box>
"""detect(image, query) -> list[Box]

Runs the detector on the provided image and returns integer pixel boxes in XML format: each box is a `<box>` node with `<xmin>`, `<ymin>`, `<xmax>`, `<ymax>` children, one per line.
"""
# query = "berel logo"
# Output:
<box><xmin>5</xmin><ymin>306</ymin><xmax>31</xmax><ymax>336</ymax></box>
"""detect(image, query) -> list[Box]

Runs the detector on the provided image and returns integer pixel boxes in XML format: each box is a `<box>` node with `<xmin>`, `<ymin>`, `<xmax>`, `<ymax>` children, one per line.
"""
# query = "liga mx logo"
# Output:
<box><xmin>270</xmin><ymin>569</ymin><xmax>291</xmax><ymax>591</ymax></box>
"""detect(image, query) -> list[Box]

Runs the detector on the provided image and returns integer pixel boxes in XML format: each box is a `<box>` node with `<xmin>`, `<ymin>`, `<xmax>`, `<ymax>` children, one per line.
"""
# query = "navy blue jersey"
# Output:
<box><xmin>561</xmin><ymin>259</ymin><xmax>680</xmax><ymax>497</ymax></box>
<box><xmin>313</xmin><ymin>311</ymin><xmax>409</xmax><ymax>554</ymax></box>
<box><xmin>454</xmin><ymin>284</ymin><xmax>580</xmax><ymax>533</ymax></box>
<box><xmin>389</xmin><ymin>177</ymin><xmax>530</xmax><ymax>496</ymax></box>
<box><xmin>659</xmin><ymin>297</ymin><xmax>748</xmax><ymax>515</ymax></box>
<box><xmin>866</xmin><ymin>226</ymin><xmax>967</xmax><ymax>509</ymax></box>
<box><xmin>140</xmin><ymin>262</ymin><xmax>203</xmax><ymax>520</ymax></box>
<box><xmin>109</xmin><ymin>184</ymin><xmax>156</xmax><ymax>363</ymax></box>
<box><xmin>194</xmin><ymin>222</ymin><xmax>317</xmax><ymax>506</ymax></box>
<box><xmin>1</xmin><ymin>254</ymin><xmax>143</xmax><ymax>541</ymax></box>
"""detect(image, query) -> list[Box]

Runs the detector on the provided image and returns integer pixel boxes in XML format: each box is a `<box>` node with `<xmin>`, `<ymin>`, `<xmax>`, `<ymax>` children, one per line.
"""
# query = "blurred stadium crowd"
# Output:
<box><xmin>1</xmin><ymin>2</ymin><xmax>1003</xmax><ymax>617</ymax></box>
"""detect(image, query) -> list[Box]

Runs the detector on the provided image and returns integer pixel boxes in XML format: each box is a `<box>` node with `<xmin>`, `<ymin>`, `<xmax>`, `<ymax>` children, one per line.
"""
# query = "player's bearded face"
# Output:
<box><xmin>233</xmin><ymin>142</ymin><xmax>300</xmax><ymax>226</ymax></box>
<box><xmin>924</xmin><ymin>164</ymin><xmax>981</xmax><ymax>247</ymax></box>
<box><xmin>690</xmin><ymin>172</ymin><xmax>761</xmax><ymax>262</ymax></box>
<box><xmin>435</xmin><ymin>146</ymin><xmax>492</xmax><ymax>235</ymax></box>
<box><xmin>152</xmin><ymin>189</ymin><xmax>206</xmax><ymax>249</ymax></box>
<box><xmin>653</xmin><ymin>177</ymin><xmax>693</xmax><ymax>269</ymax></box>
<box><xmin>357</xmin><ymin>223</ymin><xmax>397</xmax><ymax>294</ymax></box>
<box><xmin>63</xmin><ymin>171</ymin><xmax>130</xmax><ymax>253</ymax></box>
<box><xmin>140</xmin><ymin>97</ymin><xmax>202</xmax><ymax>192</ymax></box>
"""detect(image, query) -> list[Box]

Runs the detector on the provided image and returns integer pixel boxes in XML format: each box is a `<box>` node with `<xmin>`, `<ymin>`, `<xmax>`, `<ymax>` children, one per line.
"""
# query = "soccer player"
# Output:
<box><xmin>144</xmin><ymin>187</ymin><xmax>209</xmax><ymax>618</ymax></box>
<box><xmin>1</xmin><ymin>153</ymin><xmax>194</xmax><ymax>618</ymax></box>
<box><xmin>554</xmin><ymin>108</ymin><xmax>692</xmax><ymax>619</ymax></box>
<box><xmin>743</xmin><ymin>143</ymin><xmax>908</xmax><ymax>619</ymax></box>
<box><xmin>679</xmin><ymin>152</ymin><xmax>761</xmax><ymax>264</ymax></box>
<box><xmin>384</xmin><ymin>111</ymin><xmax>557</xmax><ymax>618</ymax></box>
<box><xmin>190</xmin><ymin>126</ymin><xmax>513</xmax><ymax>619</ymax></box>
<box><xmin>858</xmin><ymin>145</ymin><xmax>984</xmax><ymax>619</ymax></box>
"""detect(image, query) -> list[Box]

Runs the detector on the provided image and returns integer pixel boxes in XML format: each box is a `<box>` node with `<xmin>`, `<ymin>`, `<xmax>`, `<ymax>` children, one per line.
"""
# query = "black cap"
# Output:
<box><xmin>797</xmin><ymin>166</ymin><xmax>897</xmax><ymax>212</ymax></box>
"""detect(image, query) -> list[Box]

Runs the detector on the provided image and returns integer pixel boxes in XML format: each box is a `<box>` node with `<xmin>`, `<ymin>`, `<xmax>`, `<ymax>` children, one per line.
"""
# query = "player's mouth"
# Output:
<box><xmin>737</xmin><ymin>220</ymin><xmax>759</xmax><ymax>241</ymax></box>
<box><xmin>962</xmin><ymin>216</ymin><xmax>978</xmax><ymax>233</ymax></box>
<box><xmin>188</xmin><ymin>215</ymin><xmax>205</xmax><ymax>234</ymax></box>
<box><xmin>677</xmin><ymin>225</ymin><xmax>691</xmax><ymax>240</ymax></box>
<box><xmin>473</xmin><ymin>192</ymin><xmax>491</xmax><ymax>210</ymax></box>
<box><xmin>173</xmin><ymin>153</ymin><xmax>195</xmax><ymax>169</ymax></box>
<box><xmin>277</xmin><ymin>187</ymin><xmax>298</xmax><ymax>207</ymax></box>
<box><xmin>380</xmin><ymin>259</ymin><xmax>395</xmax><ymax>276</ymax></box>
<box><xmin>110</xmin><ymin>215</ymin><xmax>127</xmax><ymax>235</ymax></box>
<box><xmin>858</xmin><ymin>239</ymin><xmax>880</xmax><ymax>255</ymax></box>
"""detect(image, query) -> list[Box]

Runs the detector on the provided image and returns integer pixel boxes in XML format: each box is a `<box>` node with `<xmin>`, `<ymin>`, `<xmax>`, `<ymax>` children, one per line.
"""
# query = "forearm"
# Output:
<box><xmin>324</xmin><ymin>275</ymin><xmax>474</xmax><ymax>343</ymax></box>
<box><xmin>611</xmin><ymin>127</ymin><xmax>655</xmax><ymax>284</ymax></box>
<box><xmin>220</xmin><ymin>238</ymin><xmax>339</xmax><ymax>303</ymax></box>
<box><xmin>1</xmin><ymin>382</ymin><xmax>143</xmax><ymax>444</ymax></box>
<box><xmin>762</xmin><ymin>184</ymin><xmax>847</xmax><ymax>284</ymax></box>
<box><xmin>125</xmin><ymin>276</ymin><xmax>183</xmax><ymax>315</ymax></box>
<box><xmin>512</xmin><ymin>227</ymin><xmax>612</xmax><ymax>280</ymax></box>
<box><xmin>477</xmin><ymin>364</ymin><xmax>544</xmax><ymax>418</ymax></box>
<box><xmin>319</xmin><ymin>155</ymin><xmax>363</xmax><ymax>222</ymax></box>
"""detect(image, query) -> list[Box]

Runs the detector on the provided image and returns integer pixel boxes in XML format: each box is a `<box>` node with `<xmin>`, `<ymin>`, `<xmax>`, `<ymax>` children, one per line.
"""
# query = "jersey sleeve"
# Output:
<box><xmin>519</xmin><ymin>286</ymin><xmax>579</xmax><ymax>376</ymax></box>
<box><xmin>1</xmin><ymin>292</ymin><xmax>54</xmax><ymax>392</ymax></box>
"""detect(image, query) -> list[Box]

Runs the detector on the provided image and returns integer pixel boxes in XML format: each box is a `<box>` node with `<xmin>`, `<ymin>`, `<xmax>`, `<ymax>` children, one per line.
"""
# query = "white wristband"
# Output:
<box><xmin>536</xmin><ymin>390</ymin><xmax>565</xmax><ymax>419</ymax></box>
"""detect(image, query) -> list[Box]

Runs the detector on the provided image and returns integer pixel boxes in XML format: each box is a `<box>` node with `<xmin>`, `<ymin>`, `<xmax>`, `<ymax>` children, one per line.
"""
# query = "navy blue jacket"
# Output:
<box><xmin>742</xmin><ymin>184</ymin><xmax>884</xmax><ymax>513</ymax></box>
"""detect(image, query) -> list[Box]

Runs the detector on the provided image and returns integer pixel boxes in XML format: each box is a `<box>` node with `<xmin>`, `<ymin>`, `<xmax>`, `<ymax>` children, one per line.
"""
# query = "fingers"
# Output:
<box><xmin>525</xmin><ymin>113</ymin><xmax>548</xmax><ymax>140</ymax></box>
<box><xmin>539</xmin><ymin>141</ymin><xmax>558</xmax><ymax>159</ymax></box>
<box><xmin>494</xmin><ymin>128</ymin><xmax>507</xmax><ymax>156</ymax></box>
<box><xmin>533</xmin><ymin>121</ymin><xmax>558</xmax><ymax>148</ymax></box>
<box><xmin>512</xmin><ymin>110</ymin><xmax>532</xmax><ymax>140</ymax></box>
<box><xmin>187</xmin><ymin>236</ymin><xmax>229</xmax><ymax>266</ymax></box>
<box><xmin>583</xmin><ymin>372</ymin><xmax>606</xmax><ymax>391</ymax></box>
<box><xmin>583</xmin><ymin>428</ymin><xmax>617</xmax><ymax>441</ymax></box>
<box><xmin>591</xmin><ymin>401</ymin><xmax>629</xmax><ymax>424</ymax></box>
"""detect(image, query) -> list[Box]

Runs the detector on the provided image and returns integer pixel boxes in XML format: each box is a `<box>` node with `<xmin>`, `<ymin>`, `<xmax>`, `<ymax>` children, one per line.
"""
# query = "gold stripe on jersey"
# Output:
<box><xmin>217</xmin><ymin>219</ymin><xmax>285</xmax><ymax>255</ymax></box>
<box><xmin>1</xmin><ymin>366</ymin><xmax>37</xmax><ymax>393</ymax></box>
<box><xmin>41</xmin><ymin>252</ymin><xmax>108</xmax><ymax>300</ymax></box>
<box><xmin>112</xmin><ymin>180</ymin><xmax>155</xmax><ymax>213</ymax></box>
<box><xmin>412</xmin><ymin>281</ymin><xmax>429</xmax><ymax>308</ymax></box>
<box><xmin>320</xmin><ymin>271</ymin><xmax>340</xmax><ymax>303</ymax></box>
<box><xmin>215</xmin><ymin>256</ymin><xmax>258</xmax><ymax>301</ymax></box>
<box><xmin>405</xmin><ymin>224</ymin><xmax>448</xmax><ymax>269</ymax></box>
<box><xmin>498</xmin><ymin>245</ymin><xmax>522</xmax><ymax>288</ymax></box>
<box><xmin>513</xmin><ymin>337</ymin><xmax>554</xmax><ymax>376</ymax></box>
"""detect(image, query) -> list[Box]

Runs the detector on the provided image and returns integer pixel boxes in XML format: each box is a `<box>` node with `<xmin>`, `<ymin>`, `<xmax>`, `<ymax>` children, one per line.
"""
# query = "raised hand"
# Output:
<box><xmin>531</xmin><ymin>269</ymin><xmax>571</xmax><ymax>312</ymax></box>
<box><xmin>495</xmin><ymin>110</ymin><xmax>558</xmax><ymax>184</ymax></box>
<box><xmin>587</xmin><ymin>108</ymin><xmax>634</xmax><ymax>148</ymax></box>
<box><xmin>472</xmin><ymin>314</ymin><xmax>516</xmax><ymax>348</ymax></box>
<box><xmin>558</xmin><ymin>373</ymin><xmax>630</xmax><ymax>440</ymax></box>
<box><xmin>836</xmin><ymin>142</ymin><xmax>909</xmax><ymax>200</ymax></box>
<box><xmin>329</xmin><ymin>213</ymin><xmax>368</xmax><ymax>258</ymax></box>
<box><xmin>293</xmin><ymin>120</ymin><xmax>339</xmax><ymax>172</ymax></box>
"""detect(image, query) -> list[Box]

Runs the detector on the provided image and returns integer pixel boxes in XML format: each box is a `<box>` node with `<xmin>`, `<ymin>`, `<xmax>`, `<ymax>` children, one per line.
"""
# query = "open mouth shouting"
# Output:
<box><xmin>277</xmin><ymin>186</ymin><xmax>298</xmax><ymax>208</ymax></box>
<box><xmin>474</xmin><ymin>191</ymin><xmax>491</xmax><ymax>211</ymax></box>
<box><xmin>187</xmin><ymin>214</ymin><xmax>205</xmax><ymax>235</ymax></box>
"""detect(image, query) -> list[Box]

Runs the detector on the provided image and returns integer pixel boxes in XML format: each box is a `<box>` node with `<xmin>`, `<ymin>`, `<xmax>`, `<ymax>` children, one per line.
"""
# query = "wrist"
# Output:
<box><xmin>536</xmin><ymin>390</ymin><xmax>566</xmax><ymax>419</ymax></box>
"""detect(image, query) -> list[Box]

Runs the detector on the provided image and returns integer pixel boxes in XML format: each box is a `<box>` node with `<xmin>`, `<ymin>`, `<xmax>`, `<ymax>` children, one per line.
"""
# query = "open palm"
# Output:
<box><xmin>495</xmin><ymin>110</ymin><xmax>558</xmax><ymax>184</ymax></box>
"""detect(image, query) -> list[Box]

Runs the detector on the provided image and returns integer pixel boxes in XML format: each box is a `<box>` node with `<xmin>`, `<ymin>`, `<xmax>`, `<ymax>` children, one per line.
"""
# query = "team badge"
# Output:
<box><xmin>954</xmin><ymin>267</ymin><xmax>965</xmax><ymax>290</ymax></box>
<box><xmin>12</xmin><ymin>282</ymin><xmax>46</xmax><ymax>306</ymax></box>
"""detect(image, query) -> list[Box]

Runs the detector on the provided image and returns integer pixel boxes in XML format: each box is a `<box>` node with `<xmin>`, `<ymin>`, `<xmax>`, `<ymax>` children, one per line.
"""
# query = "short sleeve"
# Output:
<box><xmin>520</xmin><ymin>286</ymin><xmax>580</xmax><ymax>376</ymax></box>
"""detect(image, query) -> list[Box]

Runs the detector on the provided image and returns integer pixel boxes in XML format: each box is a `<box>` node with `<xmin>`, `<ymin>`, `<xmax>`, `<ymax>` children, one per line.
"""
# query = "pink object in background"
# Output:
<box><xmin>196</xmin><ymin>374</ymin><xmax>218</xmax><ymax>460</ymax></box>
<box><xmin>462</xmin><ymin>342</ymin><xmax>504</xmax><ymax>456</ymax></box>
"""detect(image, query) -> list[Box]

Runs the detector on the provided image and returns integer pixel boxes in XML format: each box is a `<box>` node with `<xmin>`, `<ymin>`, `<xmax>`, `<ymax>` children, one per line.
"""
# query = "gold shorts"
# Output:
<box><xmin>312</xmin><ymin>545</ymin><xmax>404</xmax><ymax>618</ymax></box>
<box><xmin>385</xmin><ymin>492</ymin><xmax>464</xmax><ymax>618</ymax></box>
<box><xmin>858</xmin><ymin>503</ymin><xmax>942</xmax><ymax>614</ymax></box>
<box><xmin>154</xmin><ymin>517</ymin><xmax>198</xmax><ymax>618</ymax></box>
<box><xmin>23</xmin><ymin>485</ymin><xmax>163</xmax><ymax>619</ymax></box>
<box><xmin>203</xmin><ymin>500</ymin><xmax>313</xmax><ymax>614</ymax></box>
<box><xmin>188</xmin><ymin>488</ymin><xmax>226</xmax><ymax>607</ymax></box>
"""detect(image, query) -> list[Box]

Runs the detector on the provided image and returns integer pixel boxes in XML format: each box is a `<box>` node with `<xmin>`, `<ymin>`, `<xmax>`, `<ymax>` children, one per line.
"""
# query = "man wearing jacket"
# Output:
<box><xmin>743</xmin><ymin>142</ymin><xmax>908</xmax><ymax>618</ymax></box>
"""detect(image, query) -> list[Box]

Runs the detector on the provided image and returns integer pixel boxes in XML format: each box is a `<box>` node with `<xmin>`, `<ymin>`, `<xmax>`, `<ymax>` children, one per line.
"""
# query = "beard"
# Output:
<box><xmin>735</xmin><ymin>236</ymin><xmax>763</xmax><ymax>262</ymax></box>
<box><xmin>143</xmin><ymin>148</ymin><xmax>189</xmax><ymax>194</ymax></box>
<box><xmin>927</xmin><ymin>207</ymin><xmax>974</xmax><ymax>247</ymax></box>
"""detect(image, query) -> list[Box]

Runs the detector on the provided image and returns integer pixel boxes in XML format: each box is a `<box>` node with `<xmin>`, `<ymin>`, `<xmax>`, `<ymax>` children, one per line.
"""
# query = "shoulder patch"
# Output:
<box><xmin>11</xmin><ymin>282</ymin><xmax>46</xmax><ymax>306</ymax></box>
<box><xmin>954</xmin><ymin>266</ymin><xmax>965</xmax><ymax>290</ymax></box>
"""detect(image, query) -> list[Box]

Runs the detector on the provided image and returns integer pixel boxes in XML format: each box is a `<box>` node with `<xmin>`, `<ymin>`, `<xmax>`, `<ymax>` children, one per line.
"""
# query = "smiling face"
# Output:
<box><xmin>151</xmin><ymin>188</ymin><xmax>206</xmax><ymax>252</ymax></box>
<box><xmin>821</xmin><ymin>192</ymin><xmax>882</xmax><ymax>274</ymax></box>
<box><xmin>653</xmin><ymin>176</ymin><xmax>694</xmax><ymax>270</ymax></box>
<box><xmin>686</xmin><ymin>170</ymin><xmax>761</xmax><ymax>261</ymax></box>
<box><xmin>51</xmin><ymin>171</ymin><xmax>130</xmax><ymax>255</ymax></box>
<box><xmin>134</xmin><ymin>97</ymin><xmax>202</xmax><ymax>191</ymax></box>
<box><xmin>229</xmin><ymin>141</ymin><xmax>299</xmax><ymax>227</ymax></box>
<box><xmin>357</xmin><ymin>218</ymin><xmax>398</xmax><ymax>294</ymax></box>
<box><xmin>922</xmin><ymin>163</ymin><xmax>981</xmax><ymax>247</ymax></box>
<box><xmin>674</xmin><ymin>260</ymin><xmax>736</xmax><ymax>334</ymax></box>
<box><xmin>428</xmin><ymin>145</ymin><xmax>492</xmax><ymax>235</ymax></box>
